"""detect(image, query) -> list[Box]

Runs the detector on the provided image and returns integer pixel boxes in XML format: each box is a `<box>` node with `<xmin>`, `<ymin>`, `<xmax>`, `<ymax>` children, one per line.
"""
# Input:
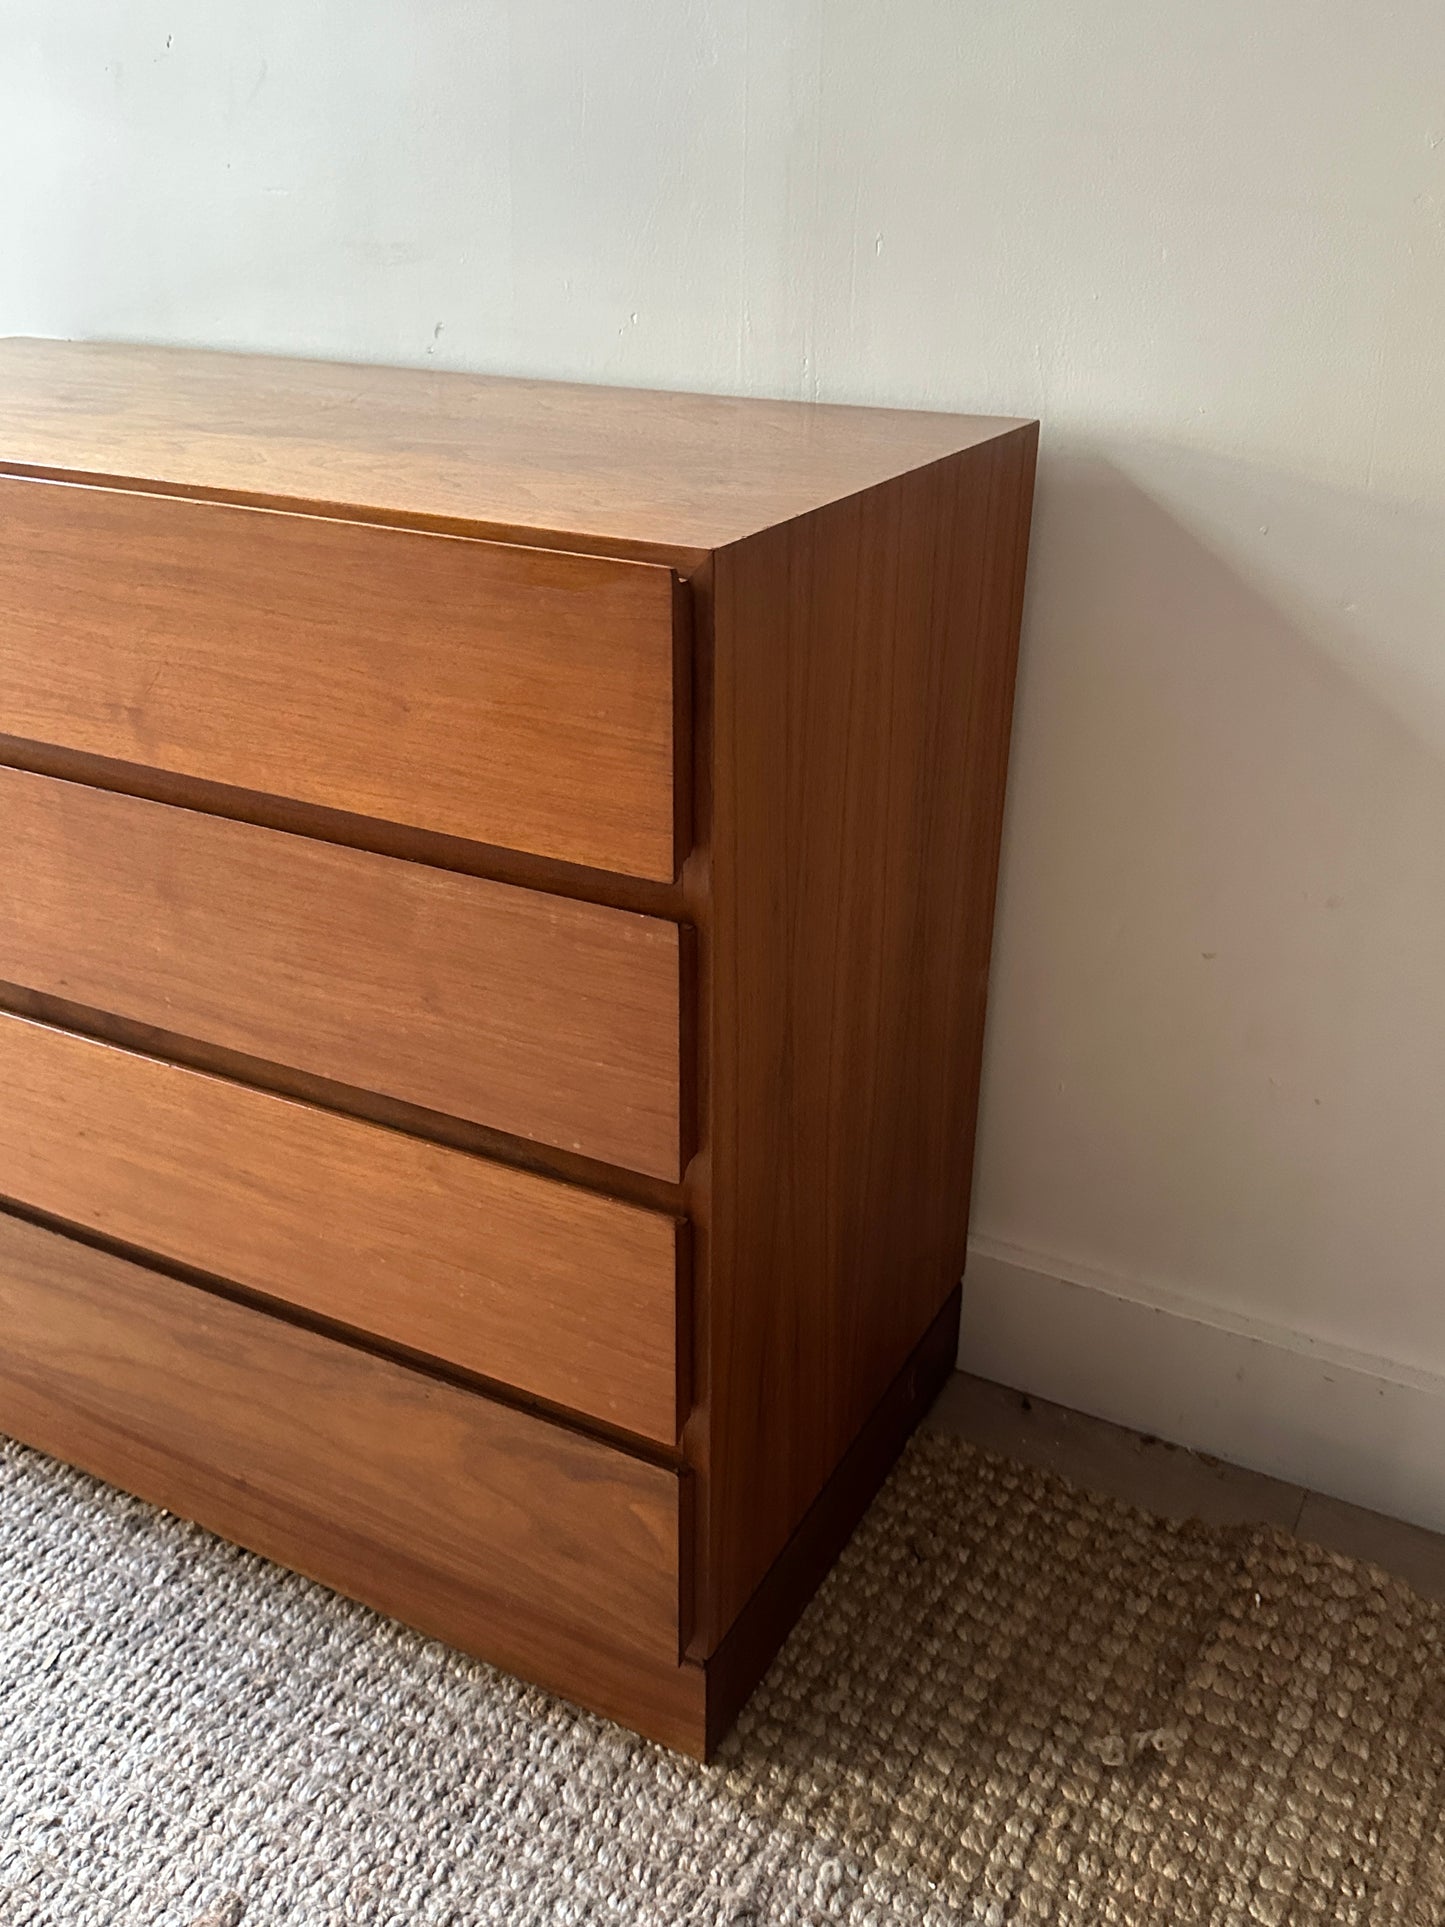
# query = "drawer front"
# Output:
<box><xmin>0</xmin><ymin>767</ymin><xmax>684</xmax><ymax>1180</ymax></box>
<box><xmin>0</xmin><ymin>477</ymin><xmax>682</xmax><ymax>879</ymax></box>
<box><xmin>0</xmin><ymin>1212</ymin><xmax>690</xmax><ymax>1729</ymax></box>
<box><xmin>0</xmin><ymin>1016</ymin><xmax>681</xmax><ymax>1443</ymax></box>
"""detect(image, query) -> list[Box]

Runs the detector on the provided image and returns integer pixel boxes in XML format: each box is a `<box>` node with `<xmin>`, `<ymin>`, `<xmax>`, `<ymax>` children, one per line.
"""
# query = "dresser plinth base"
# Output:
<box><xmin>697</xmin><ymin>1282</ymin><xmax>961</xmax><ymax>1757</ymax></box>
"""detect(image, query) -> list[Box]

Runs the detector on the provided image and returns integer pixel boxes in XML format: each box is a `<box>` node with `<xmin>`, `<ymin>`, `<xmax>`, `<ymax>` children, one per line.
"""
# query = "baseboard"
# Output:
<box><xmin>959</xmin><ymin>1238</ymin><xmax>1445</xmax><ymax>1535</ymax></box>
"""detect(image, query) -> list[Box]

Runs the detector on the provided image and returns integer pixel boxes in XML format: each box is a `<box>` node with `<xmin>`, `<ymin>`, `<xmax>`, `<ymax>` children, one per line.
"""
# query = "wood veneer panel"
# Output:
<box><xmin>0</xmin><ymin>1211</ymin><xmax>704</xmax><ymax>1749</ymax></box>
<box><xmin>700</xmin><ymin>426</ymin><xmax>1039</xmax><ymax>1643</ymax></box>
<box><xmin>0</xmin><ymin>1015</ymin><xmax>681</xmax><ymax>1443</ymax></box>
<box><xmin>0</xmin><ymin>766</ymin><xmax>683</xmax><ymax>1179</ymax></box>
<box><xmin>0</xmin><ymin>337</ymin><xmax>1032</xmax><ymax>559</ymax></box>
<box><xmin>0</xmin><ymin>476</ymin><xmax>680</xmax><ymax>878</ymax></box>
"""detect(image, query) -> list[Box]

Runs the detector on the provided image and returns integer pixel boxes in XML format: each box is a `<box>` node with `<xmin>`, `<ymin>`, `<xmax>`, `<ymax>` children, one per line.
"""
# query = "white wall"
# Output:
<box><xmin>3</xmin><ymin>2</ymin><xmax>1443</xmax><ymax>1520</ymax></box>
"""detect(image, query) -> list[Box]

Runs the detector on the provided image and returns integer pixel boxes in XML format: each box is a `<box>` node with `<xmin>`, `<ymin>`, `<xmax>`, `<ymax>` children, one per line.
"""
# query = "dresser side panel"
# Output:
<box><xmin>701</xmin><ymin>428</ymin><xmax>1038</xmax><ymax>1643</ymax></box>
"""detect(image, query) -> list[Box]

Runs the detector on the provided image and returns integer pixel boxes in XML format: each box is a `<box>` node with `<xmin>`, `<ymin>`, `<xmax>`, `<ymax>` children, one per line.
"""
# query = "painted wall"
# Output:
<box><xmin>3</xmin><ymin>2</ymin><xmax>1443</xmax><ymax>1519</ymax></box>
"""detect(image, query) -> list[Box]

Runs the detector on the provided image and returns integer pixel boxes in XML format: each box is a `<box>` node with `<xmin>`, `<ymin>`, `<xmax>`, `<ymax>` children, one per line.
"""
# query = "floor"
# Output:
<box><xmin>927</xmin><ymin>1370</ymin><xmax>1445</xmax><ymax>1606</ymax></box>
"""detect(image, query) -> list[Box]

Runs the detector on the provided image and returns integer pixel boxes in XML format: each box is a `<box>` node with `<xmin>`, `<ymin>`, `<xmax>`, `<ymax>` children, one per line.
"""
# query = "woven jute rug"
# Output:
<box><xmin>2</xmin><ymin>1427</ymin><xmax>1442</xmax><ymax>1927</ymax></box>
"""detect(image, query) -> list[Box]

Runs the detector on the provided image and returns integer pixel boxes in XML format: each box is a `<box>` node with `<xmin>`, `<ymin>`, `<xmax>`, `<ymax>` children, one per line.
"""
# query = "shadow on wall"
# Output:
<box><xmin>973</xmin><ymin>443</ymin><xmax>1445</xmax><ymax>1377</ymax></box>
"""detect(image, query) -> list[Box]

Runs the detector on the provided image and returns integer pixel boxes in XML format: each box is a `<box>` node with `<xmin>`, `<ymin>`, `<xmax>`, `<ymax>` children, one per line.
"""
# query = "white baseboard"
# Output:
<box><xmin>959</xmin><ymin>1238</ymin><xmax>1445</xmax><ymax>1534</ymax></box>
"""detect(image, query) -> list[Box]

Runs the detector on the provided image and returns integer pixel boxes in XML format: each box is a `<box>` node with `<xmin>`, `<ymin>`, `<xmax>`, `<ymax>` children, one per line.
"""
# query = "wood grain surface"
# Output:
<box><xmin>0</xmin><ymin>336</ymin><xmax>1031</xmax><ymax>560</ymax></box>
<box><xmin>0</xmin><ymin>1015</ymin><xmax>682</xmax><ymax>1443</ymax></box>
<box><xmin>697</xmin><ymin>424</ymin><xmax>1038</xmax><ymax>1642</ymax></box>
<box><xmin>0</xmin><ymin>1209</ymin><xmax>705</xmax><ymax>1749</ymax></box>
<box><xmin>0</xmin><ymin>475</ymin><xmax>681</xmax><ymax>878</ymax></box>
<box><xmin>0</xmin><ymin>766</ymin><xmax>684</xmax><ymax>1178</ymax></box>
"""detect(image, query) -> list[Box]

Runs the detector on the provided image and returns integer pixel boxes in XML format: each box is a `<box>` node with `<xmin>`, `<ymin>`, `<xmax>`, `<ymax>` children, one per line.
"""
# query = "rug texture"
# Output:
<box><xmin>1</xmin><ymin>1426</ymin><xmax>1442</xmax><ymax>1927</ymax></box>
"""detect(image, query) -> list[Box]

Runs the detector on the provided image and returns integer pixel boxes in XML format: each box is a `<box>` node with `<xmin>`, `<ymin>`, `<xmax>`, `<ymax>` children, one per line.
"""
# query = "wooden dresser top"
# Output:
<box><xmin>0</xmin><ymin>337</ymin><xmax>1030</xmax><ymax>563</ymax></box>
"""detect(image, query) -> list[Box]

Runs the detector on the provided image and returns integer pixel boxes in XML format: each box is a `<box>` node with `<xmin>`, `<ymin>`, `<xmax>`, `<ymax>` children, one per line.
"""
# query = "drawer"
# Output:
<box><xmin>0</xmin><ymin>767</ymin><xmax>684</xmax><ymax>1180</ymax></box>
<box><xmin>0</xmin><ymin>1211</ymin><xmax>697</xmax><ymax>1739</ymax></box>
<box><xmin>0</xmin><ymin>1015</ymin><xmax>682</xmax><ymax>1443</ymax></box>
<box><xmin>0</xmin><ymin>476</ymin><xmax>682</xmax><ymax>879</ymax></box>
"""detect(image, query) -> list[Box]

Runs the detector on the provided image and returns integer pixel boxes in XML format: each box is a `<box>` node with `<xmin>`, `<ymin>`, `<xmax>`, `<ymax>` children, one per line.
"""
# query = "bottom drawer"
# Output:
<box><xmin>0</xmin><ymin>1211</ymin><xmax>706</xmax><ymax>1750</ymax></box>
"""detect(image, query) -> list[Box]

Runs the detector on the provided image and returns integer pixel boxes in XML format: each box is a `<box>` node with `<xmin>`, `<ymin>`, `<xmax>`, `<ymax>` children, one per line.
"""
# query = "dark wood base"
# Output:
<box><xmin>697</xmin><ymin>1283</ymin><xmax>961</xmax><ymax>1756</ymax></box>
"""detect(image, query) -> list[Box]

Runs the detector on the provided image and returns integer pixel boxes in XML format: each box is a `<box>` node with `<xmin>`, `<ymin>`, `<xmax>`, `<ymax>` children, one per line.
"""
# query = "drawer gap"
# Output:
<box><xmin>0</xmin><ymin>981</ymin><xmax>690</xmax><ymax>1218</ymax></box>
<box><xmin>0</xmin><ymin>1198</ymin><xmax>686</xmax><ymax>1473</ymax></box>
<box><xmin>0</xmin><ymin>735</ymin><xmax>689</xmax><ymax>919</ymax></box>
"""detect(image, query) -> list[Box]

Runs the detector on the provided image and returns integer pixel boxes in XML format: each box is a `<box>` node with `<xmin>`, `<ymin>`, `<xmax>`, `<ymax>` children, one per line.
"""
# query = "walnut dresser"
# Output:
<box><xmin>0</xmin><ymin>339</ymin><xmax>1036</xmax><ymax>1757</ymax></box>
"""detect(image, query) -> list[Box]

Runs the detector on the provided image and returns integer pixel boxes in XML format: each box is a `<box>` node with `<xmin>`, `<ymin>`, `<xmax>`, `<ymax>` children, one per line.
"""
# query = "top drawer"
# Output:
<box><xmin>0</xmin><ymin>477</ymin><xmax>683</xmax><ymax>880</ymax></box>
